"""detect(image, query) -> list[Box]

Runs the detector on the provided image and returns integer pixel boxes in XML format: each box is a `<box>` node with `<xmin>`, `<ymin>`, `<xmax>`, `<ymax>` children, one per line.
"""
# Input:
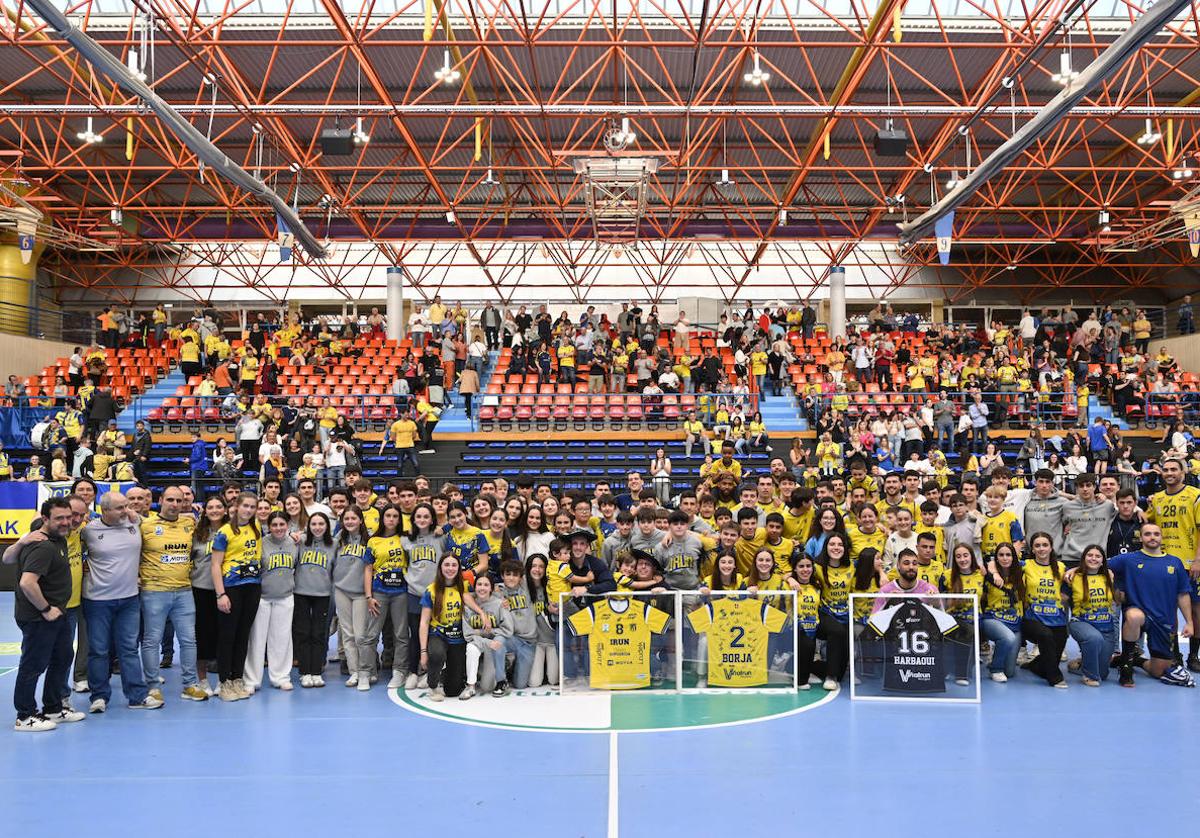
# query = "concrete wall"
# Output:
<box><xmin>1159</xmin><ymin>333</ymin><xmax>1200</xmax><ymax>374</ymax></box>
<box><xmin>0</xmin><ymin>332</ymin><xmax>77</xmax><ymax>380</ymax></box>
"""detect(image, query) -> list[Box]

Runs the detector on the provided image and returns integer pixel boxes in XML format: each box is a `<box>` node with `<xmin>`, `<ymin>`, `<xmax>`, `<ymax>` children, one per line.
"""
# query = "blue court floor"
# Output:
<box><xmin>0</xmin><ymin>595</ymin><xmax>1194</xmax><ymax>838</ymax></box>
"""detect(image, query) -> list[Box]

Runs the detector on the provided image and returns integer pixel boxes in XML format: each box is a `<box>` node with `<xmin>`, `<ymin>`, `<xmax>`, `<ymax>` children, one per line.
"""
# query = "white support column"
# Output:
<box><xmin>828</xmin><ymin>265</ymin><xmax>846</xmax><ymax>339</ymax></box>
<box><xmin>386</xmin><ymin>265</ymin><xmax>404</xmax><ymax>342</ymax></box>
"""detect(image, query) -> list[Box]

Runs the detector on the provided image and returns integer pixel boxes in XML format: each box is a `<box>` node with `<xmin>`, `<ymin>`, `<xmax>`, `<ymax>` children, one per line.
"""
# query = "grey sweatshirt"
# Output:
<box><xmin>630</xmin><ymin>527</ymin><xmax>665</xmax><ymax>554</ymax></box>
<box><xmin>942</xmin><ymin>514</ymin><xmax>981</xmax><ymax>564</ymax></box>
<box><xmin>601</xmin><ymin>531</ymin><xmax>633</xmax><ymax>571</ymax></box>
<box><xmin>260</xmin><ymin>535</ymin><xmax>298</xmax><ymax>599</ymax></box>
<box><xmin>654</xmin><ymin>532</ymin><xmax>704</xmax><ymax>590</ymax></box>
<box><xmin>1060</xmin><ymin>498</ymin><xmax>1116</xmax><ymax>564</ymax></box>
<box><xmin>401</xmin><ymin>531</ymin><xmax>441</xmax><ymax>597</ymax></box>
<box><xmin>497</xmin><ymin>580</ymin><xmax>538</xmax><ymax>641</ymax></box>
<box><xmin>332</xmin><ymin>534</ymin><xmax>369</xmax><ymax>595</ymax></box>
<box><xmin>294</xmin><ymin>541</ymin><xmax>336</xmax><ymax>597</ymax></box>
<box><xmin>463</xmin><ymin>596</ymin><xmax>513</xmax><ymax>645</ymax></box>
<box><xmin>1022</xmin><ymin>492</ymin><xmax>1067</xmax><ymax>554</ymax></box>
<box><xmin>190</xmin><ymin>532</ymin><xmax>216</xmax><ymax>590</ymax></box>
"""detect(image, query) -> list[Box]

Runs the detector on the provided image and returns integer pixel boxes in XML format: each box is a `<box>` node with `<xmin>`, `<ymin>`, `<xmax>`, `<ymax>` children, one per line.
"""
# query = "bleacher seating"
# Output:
<box><xmin>28</xmin><ymin>344</ymin><xmax>175</xmax><ymax>407</ymax></box>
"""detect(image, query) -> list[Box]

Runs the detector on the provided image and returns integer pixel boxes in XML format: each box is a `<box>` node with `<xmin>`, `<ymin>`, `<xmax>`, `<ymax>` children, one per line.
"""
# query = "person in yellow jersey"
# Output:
<box><xmin>848</xmin><ymin>505</ymin><xmax>887</xmax><ymax>566</ymax></box>
<box><xmin>569</xmin><ymin>586</ymin><xmax>671</xmax><ymax>690</ymax></box>
<box><xmin>363</xmin><ymin>505</ymin><xmax>411</xmax><ymax>691</ymax></box>
<box><xmin>787</xmin><ymin>554</ymin><xmax>825</xmax><ymax>689</ymax></box>
<box><xmin>0</xmin><ymin>440</ymin><xmax>11</xmax><ymax>480</ymax></box>
<box><xmin>783</xmin><ymin>487</ymin><xmax>816</xmax><ymax>544</ymax></box>
<box><xmin>1065</xmin><ymin>545</ymin><xmax>1117</xmax><ymax>686</ymax></box>
<box><xmin>419</xmin><ymin>554</ymin><xmax>489</xmax><ymax>701</ymax></box>
<box><xmin>179</xmin><ymin>334</ymin><xmax>203</xmax><ymax>379</ymax></box>
<box><xmin>138</xmin><ymin>486</ymin><xmax>207</xmax><ymax>703</ymax></box>
<box><xmin>1143</xmin><ymin>457</ymin><xmax>1200</xmax><ymax>671</ymax></box>
<box><xmin>732</xmin><ymin>508</ymin><xmax>768</xmax><ymax>576</ymax></box>
<box><xmin>851</xmin><ymin>547</ymin><xmax>887</xmax><ymax>631</ymax></box>
<box><xmin>380</xmin><ymin>408</ymin><xmax>420</xmax><ymax>476</ymax></box>
<box><xmin>709</xmin><ymin>442</ymin><xmax>743</xmax><ymax>482</ymax></box>
<box><xmin>210</xmin><ymin>493</ymin><xmax>263</xmax><ymax>701</ymax></box>
<box><xmin>813</xmin><ymin>532</ymin><xmax>853</xmax><ymax>690</ymax></box>
<box><xmin>943</xmin><ymin>543</ymin><xmax>985</xmax><ymax>686</ymax></box>
<box><xmin>239</xmin><ymin>348</ymin><xmax>259</xmax><ymax>395</ymax></box>
<box><xmin>700</xmin><ymin>553</ymin><xmax>745</xmax><ymax>595</ymax></box>
<box><xmin>977</xmin><ymin>486</ymin><xmax>1025</xmax><ymax>561</ymax></box>
<box><xmin>682</xmin><ymin>410</ymin><xmax>710</xmax><ymax>459</ymax></box>
<box><xmin>1018</xmin><ymin>532</ymin><xmax>1068</xmax><ymax>688</ymax></box>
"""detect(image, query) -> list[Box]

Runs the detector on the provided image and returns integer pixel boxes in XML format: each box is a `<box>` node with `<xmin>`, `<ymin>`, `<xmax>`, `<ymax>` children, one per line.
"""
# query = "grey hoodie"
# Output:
<box><xmin>401</xmin><ymin>531</ymin><xmax>441</xmax><ymax>597</ymax></box>
<box><xmin>332</xmin><ymin>533</ymin><xmax>368</xmax><ymax>595</ymax></box>
<box><xmin>497</xmin><ymin>580</ymin><xmax>538</xmax><ymax>641</ymax></box>
<box><xmin>190</xmin><ymin>532</ymin><xmax>216</xmax><ymax>590</ymax></box>
<box><xmin>601</xmin><ymin>531</ymin><xmax>634</xmax><ymax>572</ymax></box>
<box><xmin>1060</xmin><ymin>497</ymin><xmax>1116</xmax><ymax>564</ymax></box>
<box><xmin>294</xmin><ymin>540</ymin><xmax>336</xmax><ymax>597</ymax></box>
<box><xmin>260</xmin><ymin>534</ymin><xmax>298</xmax><ymax>599</ymax></box>
<box><xmin>1022</xmin><ymin>492</ymin><xmax>1067</xmax><ymax>554</ymax></box>
<box><xmin>654</xmin><ymin>531</ymin><xmax>704</xmax><ymax>590</ymax></box>
<box><xmin>463</xmin><ymin>595</ymin><xmax>513</xmax><ymax>645</ymax></box>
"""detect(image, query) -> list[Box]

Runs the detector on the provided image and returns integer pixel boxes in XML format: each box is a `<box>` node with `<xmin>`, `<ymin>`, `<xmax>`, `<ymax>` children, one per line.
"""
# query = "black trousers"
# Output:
<box><xmin>216</xmin><ymin>585</ymin><xmax>260</xmax><ymax>682</ymax></box>
<box><xmin>293</xmin><ymin>594</ymin><xmax>329</xmax><ymax>676</ymax></box>
<box><xmin>1020</xmin><ymin>617</ymin><xmax>1067</xmax><ymax>685</ymax></box>
<box><xmin>193</xmin><ymin>588</ymin><xmax>218</xmax><ymax>661</ymax></box>
<box><xmin>816</xmin><ymin>612</ymin><xmax>850</xmax><ymax>682</ymax></box>
<box><xmin>484</xmin><ymin>327</ymin><xmax>499</xmax><ymax>350</ymax></box>
<box><xmin>795</xmin><ymin>631</ymin><xmax>827</xmax><ymax>686</ymax></box>
<box><xmin>14</xmin><ymin>617</ymin><xmax>72</xmax><ymax>719</ymax></box>
<box><xmin>427</xmin><ymin>635</ymin><xmax>466</xmax><ymax>696</ymax></box>
<box><xmin>949</xmin><ymin>617</ymin><xmax>976</xmax><ymax>679</ymax></box>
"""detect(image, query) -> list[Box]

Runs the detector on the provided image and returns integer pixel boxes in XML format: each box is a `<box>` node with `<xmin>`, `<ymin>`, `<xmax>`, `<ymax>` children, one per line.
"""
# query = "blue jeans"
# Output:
<box><xmin>935</xmin><ymin>420</ymin><xmax>955</xmax><ymax>451</ymax></box>
<box><xmin>1069</xmin><ymin>620</ymin><xmax>1116</xmax><ymax>682</ymax></box>
<box><xmin>396</xmin><ymin>448</ymin><xmax>420</xmax><ymax>476</ymax></box>
<box><xmin>14</xmin><ymin>617</ymin><xmax>73</xmax><ymax>719</ymax></box>
<box><xmin>323</xmin><ymin>466</ymin><xmax>344</xmax><ymax>496</ymax></box>
<box><xmin>190</xmin><ymin>466</ymin><xmax>208</xmax><ymax>499</ymax></box>
<box><xmin>971</xmin><ymin>425</ymin><xmax>988</xmax><ymax>453</ymax></box>
<box><xmin>83</xmin><ymin>595</ymin><xmax>149</xmax><ymax>704</ymax></box>
<box><xmin>981</xmin><ymin>618</ymin><xmax>1021</xmax><ymax>677</ymax></box>
<box><xmin>141</xmin><ymin>590</ymin><xmax>198</xmax><ymax>688</ymax></box>
<box><xmin>505</xmin><ymin>635</ymin><xmax>536</xmax><ymax>688</ymax></box>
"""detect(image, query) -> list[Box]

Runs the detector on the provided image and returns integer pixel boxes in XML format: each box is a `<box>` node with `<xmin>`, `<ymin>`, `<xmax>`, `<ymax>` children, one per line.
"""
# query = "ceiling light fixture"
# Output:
<box><xmin>1137</xmin><ymin>118</ymin><xmax>1162</xmax><ymax>146</ymax></box>
<box><xmin>352</xmin><ymin>116</ymin><xmax>370</xmax><ymax>146</ymax></box>
<box><xmin>717</xmin><ymin>168</ymin><xmax>733</xmax><ymax>186</ymax></box>
<box><xmin>445</xmin><ymin>209</ymin><xmax>456</xmax><ymax>223</ymax></box>
<box><xmin>1098</xmin><ymin>208</ymin><xmax>1111</xmax><ymax>232</ymax></box>
<box><xmin>1174</xmin><ymin>158</ymin><xmax>1194</xmax><ymax>180</ymax></box>
<box><xmin>743</xmin><ymin>51</ymin><xmax>770</xmax><ymax>86</ymax></box>
<box><xmin>76</xmin><ymin>116</ymin><xmax>103</xmax><ymax>144</ymax></box>
<box><xmin>778</xmin><ymin>208</ymin><xmax>788</xmax><ymax>224</ymax></box>
<box><xmin>945</xmin><ymin>169</ymin><xmax>962</xmax><ymax>190</ymax></box>
<box><xmin>612</xmin><ymin>244</ymin><xmax>625</xmax><ymax>259</ymax></box>
<box><xmin>127</xmin><ymin>48</ymin><xmax>146</xmax><ymax>83</ymax></box>
<box><xmin>434</xmin><ymin>49</ymin><xmax>461</xmax><ymax>86</ymax></box>
<box><xmin>1050</xmin><ymin>49</ymin><xmax>1078</xmax><ymax>86</ymax></box>
<box><xmin>482</xmin><ymin>167</ymin><xmax>498</xmax><ymax>185</ymax></box>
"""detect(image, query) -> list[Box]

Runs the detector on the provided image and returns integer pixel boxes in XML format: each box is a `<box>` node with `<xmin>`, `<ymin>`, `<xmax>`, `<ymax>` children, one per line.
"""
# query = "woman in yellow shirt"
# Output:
<box><xmin>738</xmin><ymin>411</ymin><xmax>771</xmax><ymax>454</ymax></box>
<box><xmin>239</xmin><ymin>350</ymin><xmax>259</xmax><ymax>394</ymax></box>
<box><xmin>816</xmin><ymin>431</ymin><xmax>842</xmax><ymax>476</ymax></box>
<box><xmin>180</xmin><ymin>335</ymin><xmax>202</xmax><ymax>379</ymax></box>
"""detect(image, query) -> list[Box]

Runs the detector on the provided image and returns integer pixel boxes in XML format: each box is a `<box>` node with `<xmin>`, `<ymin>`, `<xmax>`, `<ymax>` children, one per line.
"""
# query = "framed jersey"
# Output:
<box><xmin>850</xmin><ymin>592</ymin><xmax>981</xmax><ymax>704</ymax></box>
<box><xmin>566</xmin><ymin>595</ymin><xmax>672</xmax><ymax>690</ymax></box>
<box><xmin>687</xmin><ymin>591</ymin><xmax>795</xmax><ymax>689</ymax></box>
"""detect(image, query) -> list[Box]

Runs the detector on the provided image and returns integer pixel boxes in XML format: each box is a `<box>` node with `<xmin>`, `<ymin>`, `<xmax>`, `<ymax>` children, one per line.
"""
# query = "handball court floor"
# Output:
<box><xmin>0</xmin><ymin>595</ymin><xmax>1194</xmax><ymax>838</ymax></box>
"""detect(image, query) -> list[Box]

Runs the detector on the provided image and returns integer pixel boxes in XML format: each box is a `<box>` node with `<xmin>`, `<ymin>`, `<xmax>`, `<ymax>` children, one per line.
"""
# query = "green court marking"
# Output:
<box><xmin>0</xmin><ymin>667</ymin><xmax>14</xmax><ymax>677</ymax></box>
<box><xmin>610</xmin><ymin>690</ymin><xmax>826</xmax><ymax>731</ymax></box>
<box><xmin>0</xmin><ymin>642</ymin><xmax>20</xmax><ymax>655</ymax></box>
<box><xmin>393</xmin><ymin>686</ymin><xmax>834</xmax><ymax>733</ymax></box>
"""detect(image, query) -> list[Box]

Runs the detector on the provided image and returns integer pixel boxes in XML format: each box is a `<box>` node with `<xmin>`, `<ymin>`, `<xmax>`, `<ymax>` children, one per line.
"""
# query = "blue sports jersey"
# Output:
<box><xmin>1107</xmin><ymin>550</ymin><xmax>1190</xmax><ymax>630</ymax></box>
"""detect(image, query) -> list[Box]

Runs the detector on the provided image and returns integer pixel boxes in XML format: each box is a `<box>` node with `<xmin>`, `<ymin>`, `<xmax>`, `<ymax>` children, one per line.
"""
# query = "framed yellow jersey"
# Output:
<box><xmin>568</xmin><ymin>598</ymin><xmax>671</xmax><ymax>690</ymax></box>
<box><xmin>688</xmin><ymin>596</ymin><xmax>788</xmax><ymax>687</ymax></box>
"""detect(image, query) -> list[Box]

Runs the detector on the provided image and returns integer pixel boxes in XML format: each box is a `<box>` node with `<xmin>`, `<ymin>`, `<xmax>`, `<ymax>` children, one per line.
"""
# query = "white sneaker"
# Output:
<box><xmin>313</xmin><ymin>676</ymin><xmax>326</xmax><ymax>688</ymax></box>
<box><xmin>955</xmin><ymin>678</ymin><xmax>970</xmax><ymax>686</ymax></box>
<box><xmin>14</xmin><ymin>715</ymin><xmax>56</xmax><ymax>732</ymax></box>
<box><xmin>799</xmin><ymin>683</ymin><xmax>811</xmax><ymax>691</ymax></box>
<box><xmin>405</xmin><ymin>673</ymin><xmax>419</xmax><ymax>690</ymax></box>
<box><xmin>89</xmin><ymin>698</ymin><xmax>107</xmax><ymax>714</ymax></box>
<box><xmin>459</xmin><ymin>684</ymin><xmax>475</xmax><ymax>701</ymax></box>
<box><xmin>275</xmin><ymin>681</ymin><xmax>294</xmax><ymax>691</ymax></box>
<box><xmin>807</xmin><ymin>674</ymin><xmax>823</xmax><ymax>685</ymax></box>
<box><xmin>417</xmin><ymin>674</ymin><xmax>428</xmax><ymax>689</ymax></box>
<box><xmin>357</xmin><ymin>675</ymin><xmax>371</xmax><ymax>692</ymax></box>
<box><xmin>429</xmin><ymin>686</ymin><xmax>445</xmax><ymax>702</ymax></box>
<box><xmin>73</xmin><ymin>680</ymin><xmax>89</xmax><ymax>693</ymax></box>
<box><xmin>369</xmin><ymin>674</ymin><xmax>378</xmax><ymax>685</ymax></box>
<box><xmin>45</xmin><ymin>708</ymin><xmax>86</xmax><ymax>724</ymax></box>
<box><xmin>1053</xmin><ymin>681</ymin><xmax>1069</xmax><ymax>689</ymax></box>
<box><xmin>203</xmin><ymin>681</ymin><xmax>216</xmax><ymax>697</ymax></box>
<box><xmin>300</xmin><ymin>675</ymin><xmax>313</xmax><ymax>688</ymax></box>
<box><xmin>345</xmin><ymin>673</ymin><xmax>359</xmax><ymax>688</ymax></box>
<box><xmin>822</xmin><ymin>678</ymin><xmax>838</xmax><ymax>691</ymax></box>
<box><xmin>131</xmin><ymin>695</ymin><xmax>165</xmax><ymax>710</ymax></box>
<box><xmin>990</xmin><ymin>672</ymin><xmax>1008</xmax><ymax>683</ymax></box>
<box><xmin>388</xmin><ymin>672</ymin><xmax>406</xmax><ymax>689</ymax></box>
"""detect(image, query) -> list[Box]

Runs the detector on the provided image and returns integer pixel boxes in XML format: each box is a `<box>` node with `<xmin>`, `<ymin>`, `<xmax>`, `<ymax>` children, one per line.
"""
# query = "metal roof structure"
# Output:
<box><xmin>1</xmin><ymin>0</ymin><xmax>1199</xmax><ymax>303</ymax></box>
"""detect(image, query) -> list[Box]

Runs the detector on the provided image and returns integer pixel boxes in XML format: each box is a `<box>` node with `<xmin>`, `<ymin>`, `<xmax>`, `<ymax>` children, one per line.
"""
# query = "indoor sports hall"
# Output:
<box><xmin>1</xmin><ymin>0</ymin><xmax>1200</xmax><ymax>836</ymax></box>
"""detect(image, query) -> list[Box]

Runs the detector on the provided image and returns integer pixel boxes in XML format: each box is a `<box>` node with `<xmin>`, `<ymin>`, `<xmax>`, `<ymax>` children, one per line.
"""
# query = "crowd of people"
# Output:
<box><xmin>9</xmin><ymin>430</ymin><xmax>1200</xmax><ymax>731</ymax></box>
<box><xmin>6</xmin><ymin>296</ymin><xmax>1200</xmax><ymax>733</ymax></box>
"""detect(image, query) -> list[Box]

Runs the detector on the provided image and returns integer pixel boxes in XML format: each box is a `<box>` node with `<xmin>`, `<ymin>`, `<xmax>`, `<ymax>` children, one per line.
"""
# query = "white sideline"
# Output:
<box><xmin>607</xmin><ymin>731</ymin><xmax>619</xmax><ymax>838</ymax></box>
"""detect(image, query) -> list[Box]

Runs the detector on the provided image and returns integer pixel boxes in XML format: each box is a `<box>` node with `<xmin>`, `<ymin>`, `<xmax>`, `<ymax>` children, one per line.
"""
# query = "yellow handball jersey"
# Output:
<box><xmin>568</xmin><ymin>598</ymin><xmax>671</xmax><ymax>690</ymax></box>
<box><xmin>1146</xmin><ymin>485</ymin><xmax>1200</xmax><ymax>565</ymax></box>
<box><xmin>688</xmin><ymin>596</ymin><xmax>787</xmax><ymax>687</ymax></box>
<box><xmin>140</xmin><ymin>515</ymin><xmax>196</xmax><ymax>591</ymax></box>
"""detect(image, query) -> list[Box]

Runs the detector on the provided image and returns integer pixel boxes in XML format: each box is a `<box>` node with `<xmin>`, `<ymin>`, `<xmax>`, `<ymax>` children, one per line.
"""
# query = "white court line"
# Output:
<box><xmin>607</xmin><ymin>731</ymin><xmax>619</xmax><ymax>838</ymax></box>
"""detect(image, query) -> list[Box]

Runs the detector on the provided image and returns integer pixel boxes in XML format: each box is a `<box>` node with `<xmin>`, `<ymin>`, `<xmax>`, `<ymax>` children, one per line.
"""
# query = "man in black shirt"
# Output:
<box><xmin>13</xmin><ymin>498</ymin><xmax>84</xmax><ymax>732</ymax></box>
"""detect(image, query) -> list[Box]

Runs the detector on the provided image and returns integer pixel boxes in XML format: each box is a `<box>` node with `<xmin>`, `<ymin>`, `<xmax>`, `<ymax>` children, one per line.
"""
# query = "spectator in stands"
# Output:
<box><xmin>1178</xmin><ymin>295</ymin><xmax>1194</xmax><ymax>335</ymax></box>
<box><xmin>85</xmin><ymin>387</ymin><xmax>118</xmax><ymax>441</ymax></box>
